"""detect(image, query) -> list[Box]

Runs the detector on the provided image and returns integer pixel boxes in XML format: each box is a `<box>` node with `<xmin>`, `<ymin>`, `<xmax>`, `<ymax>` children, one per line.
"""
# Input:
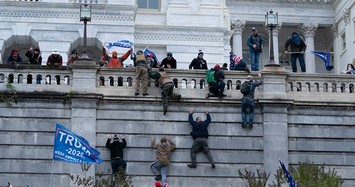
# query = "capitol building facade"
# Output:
<box><xmin>0</xmin><ymin>0</ymin><xmax>354</xmax><ymax>74</ymax></box>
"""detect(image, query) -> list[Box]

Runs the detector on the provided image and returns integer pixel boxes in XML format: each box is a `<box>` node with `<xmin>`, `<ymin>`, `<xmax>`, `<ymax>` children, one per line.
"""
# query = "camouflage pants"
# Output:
<box><xmin>161</xmin><ymin>82</ymin><xmax>181</xmax><ymax>111</ymax></box>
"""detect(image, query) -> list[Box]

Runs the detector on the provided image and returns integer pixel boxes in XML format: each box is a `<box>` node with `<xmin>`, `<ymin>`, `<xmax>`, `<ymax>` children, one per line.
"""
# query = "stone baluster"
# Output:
<box><xmin>302</xmin><ymin>22</ymin><xmax>318</xmax><ymax>73</ymax></box>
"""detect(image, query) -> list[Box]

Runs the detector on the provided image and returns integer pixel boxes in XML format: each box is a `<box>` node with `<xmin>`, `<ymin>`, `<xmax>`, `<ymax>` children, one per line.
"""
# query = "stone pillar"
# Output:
<box><xmin>302</xmin><ymin>22</ymin><xmax>318</xmax><ymax>73</ymax></box>
<box><xmin>272</xmin><ymin>24</ymin><xmax>282</xmax><ymax>65</ymax></box>
<box><xmin>68</xmin><ymin>60</ymin><xmax>101</xmax><ymax>187</ymax></box>
<box><xmin>231</xmin><ymin>19</ymin><xmax>245</xmax><ymax>57</ymax></box>
<box><xmin>330</xmin><ymin>24</ymin><xmax>340</xmax><ymax>74</ymax></box>
<box><xmin>260</xmin><ymin>66</ymin><xmax>292</xmax><ymax>185</ymax></box>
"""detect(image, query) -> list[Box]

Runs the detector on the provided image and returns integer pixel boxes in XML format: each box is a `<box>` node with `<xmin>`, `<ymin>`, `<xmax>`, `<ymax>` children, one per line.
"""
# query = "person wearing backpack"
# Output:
<box><xmin>206</xmin><ymin>64</ymin><xmax>226</xmax><ymax>98</ymax></box>
<box><xmin>241</xmin><ymin>72</ymin><xmax>263</xmax><ymax>129</ymax></box>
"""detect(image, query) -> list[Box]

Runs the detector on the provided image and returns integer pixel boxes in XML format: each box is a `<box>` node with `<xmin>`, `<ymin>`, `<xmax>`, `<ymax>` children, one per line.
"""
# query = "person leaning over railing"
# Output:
<box><xmin>25</xmin><ymin>47</ymin><xmax>42</xmax><ymax>65</ymax></box>
<box><xmin>6</xmin><ymin>50</ymin><xmax>23</xmax><ymax>65</ymax></box>
<box><xmin>47</xmin><ymin>49</ymin><xmax>63</xmax><ymax>68</ymax></box>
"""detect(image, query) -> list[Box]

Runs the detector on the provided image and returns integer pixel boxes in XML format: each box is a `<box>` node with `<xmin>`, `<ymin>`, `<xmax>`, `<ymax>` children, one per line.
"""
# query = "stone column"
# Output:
<box><xmin>330</xmin><ymin>24</ymin><xmax>340</xmax><ymax>74</ymax></box>
<box><xmin>302</xmin><ymin>22</ymin><xmax>318</xmax><ymax>73</ymax></box>
<box><xmin>68</xmin><ymin>60</ymin><xmax>100</xmax><ymax>186</ymax></box>
<box><xmin>259</xmin><ymin>66</ymin><xmax>292</xmax><ymax>185</ymax></box>
<box><xmin>231</xmin><ymin>19</ymin><xmax>245</xmax><ymax>57</ymax></box>
<box><xmin>272</xmin><ymin>24</ymin><xmax>282</xmax><ymax>65</ymax></box>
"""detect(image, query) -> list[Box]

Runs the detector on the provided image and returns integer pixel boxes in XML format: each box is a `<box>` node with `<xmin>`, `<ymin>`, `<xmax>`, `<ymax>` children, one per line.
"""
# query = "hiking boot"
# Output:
<box><xmin>187</xmin><ymin>163</ymin><xmax>197</xmax><ymax>168</ymax></box>
<box><xmin>154</xmin><ymin>174</ymin><xmax>162</xmax><ymax>181</ymax></box>
<box><xmin>134</xmin><ymin>92</ymin><xmax>139</xmax><ymax>96</ymax></box>
<box><xmin>241</xmin><ymin>122</ymin><xmax>247</xmax><ymax>128</ymax></box>
<box><xmin>143</xmin><ymin>93</ymin><xmax>149</xmax><ymax>96</ymax></box>
<box><xmin>248</xmin><ymin>123</ymin><xmax>253</xmax><ymax>129</ymax></box>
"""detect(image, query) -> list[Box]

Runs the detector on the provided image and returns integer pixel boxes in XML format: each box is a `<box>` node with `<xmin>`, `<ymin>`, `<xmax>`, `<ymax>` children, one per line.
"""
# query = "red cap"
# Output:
<box><xmin>12</xmin><ymin>50</ymin><xmax>18</xmax><ymax>56</ymax></box>
<box><xmin>155</xmin><ymin>182</ymin><xmax>162</xmax><ymax>187</ymax></box>
<box><xmin>214</xmin><ymin>64</ymin><xmax>221</xmax><ymax>69</ymax></box>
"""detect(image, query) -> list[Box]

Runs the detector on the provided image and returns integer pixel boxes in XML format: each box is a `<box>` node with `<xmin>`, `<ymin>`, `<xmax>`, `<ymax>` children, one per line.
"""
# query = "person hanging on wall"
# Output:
<box><xmin>247</xmin><ymin>27</ymin><xmax>264</xmax><ymax>71</ymax></box>
<box><xmin>150</xmin><ymin>136</ymin><xmax>175</xmax><ymax>187</ymax></box>
<box><xmin>148</xmin><ymin>67</ymin><xmax>181</xmax><ymax>115</ymax></box>
<box><xmin>106</xmin><ymin>134</ymin><xmax>127</xmax><ymax>181</ymax></box>
<box><xmin>240</xmin><ymin>72</ymin><xmax>263</xmax><ymax>129</ymax></box>
<box><xmin>284</xmin><ymin>31</ymin><xmax>307</xmax><ymax>73</ymax></box>
<box><xmin>25</xmin><ymin>47</ymin><xmax>42</xmax><ymax>65</ymax></box>
<box><xmin>189</xmin><ymin>50</ymin><xmax>208</xmax><ymax>69</ymax></box>
<box><xmin>187</xmin><ymin>109</ymin><xmax>215</xmax><ymax>169</ymax></box>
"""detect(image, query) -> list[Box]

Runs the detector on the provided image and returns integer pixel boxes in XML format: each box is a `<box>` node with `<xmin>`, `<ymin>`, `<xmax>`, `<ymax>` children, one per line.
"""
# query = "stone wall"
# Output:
<box><xmin>1</xmin><ymin>63</ymin><xmax>355</xmax><ymax>187</ymax></box>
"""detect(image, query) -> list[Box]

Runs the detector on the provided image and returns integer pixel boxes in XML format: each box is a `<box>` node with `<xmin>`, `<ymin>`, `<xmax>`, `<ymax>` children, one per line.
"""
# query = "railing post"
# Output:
<box><xmin>70</xmin><ymin>60</ymin><xmax>99</xmax><ymax>93</ymax></box>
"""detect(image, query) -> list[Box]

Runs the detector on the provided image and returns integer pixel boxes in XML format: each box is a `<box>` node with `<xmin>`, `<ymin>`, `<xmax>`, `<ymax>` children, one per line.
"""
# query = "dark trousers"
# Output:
<box><xmin>209</xmin><ymin>81</ymin><xmax>225</xmax><ymax>96</ymax></box>
<box><xmin>241</xmin><ymin>97</ymin><xmax>255</xmax><ymax>124</ymax></box>
<box><xmin>190</xmin><ymin>137</ymin><xmax>214</xmax><ymax>165</ymax></box>
<box><xmin>291</xmin><ymin>53</ymin><xmax>306</xmax><ymax>72</ymax></box>
<box><xmin>111</xmin><ymin>158</ymin><xmax>127</xmax><ymax>179</ymax></box>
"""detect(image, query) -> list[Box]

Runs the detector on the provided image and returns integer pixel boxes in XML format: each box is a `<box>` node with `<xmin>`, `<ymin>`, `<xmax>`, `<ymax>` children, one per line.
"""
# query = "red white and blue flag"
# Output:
<box><xmin>311</xmin><ymin>51</ymin><xmax>333</xmax><ymax>71</ymax></box>
<box><xmin>279</xmin><ymin>160</ymin><xmax>298</xmax><ymax>187</ymax></box>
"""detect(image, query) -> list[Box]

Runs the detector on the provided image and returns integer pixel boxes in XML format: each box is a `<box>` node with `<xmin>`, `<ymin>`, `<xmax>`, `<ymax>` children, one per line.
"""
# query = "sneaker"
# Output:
<box><xmin>241</xmin><ymin>123</ymin><xmax>247</xmax><ymax>128</ymax></box>
<box><xmin>134</xmin><ymin>92</ymin><xmax>139</xmax><ymax>96</ymax></box>
<box><xmin>211</xmin><ymin>164</ymin><xmax>216</xmax><ymax>168</ymax></box>
<box><xmin>187</xmin><ymin>163</ymin><xmax>197</xmax><ymax>168</ymax></box>
<box><xmin>154</xmin><ymin>174</ymin><xmax>162</xmax><ymax>181</ymax></box>
<box><xmin>248</xmin><ymin>123</ymin><xmax>253</xmax><ymax>129</ymax></box>
<box><xmin>143</xmin><ymin>93</ymin><xmax>149</xmax><ymax>96</ymax></box>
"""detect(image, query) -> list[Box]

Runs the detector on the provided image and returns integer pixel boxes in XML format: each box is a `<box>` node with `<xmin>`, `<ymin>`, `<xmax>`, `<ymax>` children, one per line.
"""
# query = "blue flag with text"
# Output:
<box><xmin>53</xmin><ymin>123</ymin><xmax>103</xmax><ymax>164</ymax></box>
<box><xmin>279</xmin><ymin>160</ymin><xmax>298</xmax><ymax>187</ymax></box>
<box><xmin>104</xmin><ymin>40</ymin><xmax>133</xmax><ymax>49</ymax></box>
<box><xmin>311</xmin><ymin>51</ymin><xmax>334</xmax><ymax>71</ymax></box>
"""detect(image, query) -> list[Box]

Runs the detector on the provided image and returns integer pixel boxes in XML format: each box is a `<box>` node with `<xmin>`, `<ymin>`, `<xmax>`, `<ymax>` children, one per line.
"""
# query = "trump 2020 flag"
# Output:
<box><xmin>104</xmin><ymin>40</ymin><xmax>133</xmax><ymax>49</ymax></box>
<box><xmin>143</xmin><ymin>47</ymin><xmax>159</xmax><ymax>62</ymax></box>
<box><xmin>279</xmin><ymin>160</ymin><xmax>298</xmax><ymax>187</ymax></box>
<box><xmin>311</xmin><ymin>51</ymin><xmax>334</xmax><ymax>71</ymax></box>
<box><xmin>53</xmin><ymin>123</ymin><xmax>103</xmax><ymax>164</ymax></box>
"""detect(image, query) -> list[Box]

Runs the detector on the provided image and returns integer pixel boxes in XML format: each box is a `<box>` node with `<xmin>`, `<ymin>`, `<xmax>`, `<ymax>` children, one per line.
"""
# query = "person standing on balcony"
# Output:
<box><xmin>106</xmin><ymin>134</ymin><xmax>127</xmax><ymax>181</ymax></box>
<box><xmin>247</xmin><ymin>27</ymin><xmax>264</xmax><ymax>71</ymax></box>
<box><xmin>284</xmin><ymin>31</ymin><xmax>307</xmax><ymax>73</ymax></box>
<box><xmin>241</xmin><ymin>72</ymin><xmax>263</xmax><ymax>129</ymax></box>
<box><xmin>148</xmin><ymin>67</ymin><xmax>181</xmax><ymax>115</ymax></box>
<box><xmin>25</xmin><ymin>47</ymin><xmax>42</xmax><ymax>65</ymax></box>
<box><xmin>46</xmin><ymin>49</ymin><xmax>63</xmax><ymax>68</ymax></box>
<box><xmin>189</xmin><ymin>50</ymin><xmax>208</xmax><ymax>69</ymax></box>
<box><xmin>6</xmin><ymin>50</ymin><xmax>23</xmax><ymax>65</ymax></box>
<box><xmin>187</xmin><ymin>110</ymin><xmax>215</xmax><ymax>169</ymax></box>
<box><xmin>150</xmin><ymin>137</ymin><xmax>175</xmax><ymax>186</ymax></box>
<box><xmin>102</xmin><ymin>46</ymin><xmax>131</xmax><ymax>68</ymax></box>
<box><xmin>160</xmin><ymin>52</ymin><xmax>177</xmax><ymax>69</ymax></box>
<box><xmin>131</xmin><ymin>50</ymin><xmax>149</xmax><ymax>96</ymax></box>
<box><xmin>66</xmin><ymin>49</ymin><xmax>79</xmax><ymax>66</ymax></box>
<box><xmin>345</xmin><ymin>63</ymin><xmax>355</xmax><ymax>74</ymax></box>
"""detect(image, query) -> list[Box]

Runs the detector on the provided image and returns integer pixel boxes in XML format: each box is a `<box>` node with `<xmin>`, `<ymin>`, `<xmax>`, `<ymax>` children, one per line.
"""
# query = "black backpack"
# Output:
<box><xmin>240</xmin><ymin>81</ymin><xmax>251</xmax><ymax>95</ymax></box>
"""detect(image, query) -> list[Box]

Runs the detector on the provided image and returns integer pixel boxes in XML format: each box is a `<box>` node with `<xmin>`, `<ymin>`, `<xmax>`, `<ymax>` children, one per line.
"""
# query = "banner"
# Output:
<box><xmin>311</xmin><ymin>51</ymin><xmax>334</xmax><ymax>71</ymax></box>
<box><xmin>104</xmin><ymin>40</ymin><xmax>133</xmax><ymax>49</ymax></box>
<box><xmin>143</xmin><ymin>47</ymin><xmax>159</xmax><ymax>62</ymax></box>
<box><xmin>279</xmin><ymin>160</ymin><xmax>298</xmax><ymax>187</ymax></box>
<box><xmin>53</xmin><ymin>123</ymin><xmax>103</xmax><ymax>164</ymax></box>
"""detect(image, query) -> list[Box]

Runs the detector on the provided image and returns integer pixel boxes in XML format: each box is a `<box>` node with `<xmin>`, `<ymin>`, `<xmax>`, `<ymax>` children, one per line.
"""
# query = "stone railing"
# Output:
<box><xmin>1</xmin><ymin>63</ymin><xmax>355</xmax><ymax>102</ymax></box>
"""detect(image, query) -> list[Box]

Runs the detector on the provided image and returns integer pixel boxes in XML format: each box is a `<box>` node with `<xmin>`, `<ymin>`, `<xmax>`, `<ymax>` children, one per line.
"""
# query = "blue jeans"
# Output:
<box><xmin>150</xmin><ymin>161</ymin><xmax>169</xmax><ymax>184</ymax></box>
<box><xmin>241</xmin><ymin>97</ymin><xmax>255</xmax><ymax>124</ymax></box>
<box><xmin>291</xmin><ymin>54</ymin><xmax>306</xmax><ymax>72</ymax></box>
<box><xmin>250</xmin><ymin>51</ymin><xmax>260</xmax><ymax>71</ymax></box>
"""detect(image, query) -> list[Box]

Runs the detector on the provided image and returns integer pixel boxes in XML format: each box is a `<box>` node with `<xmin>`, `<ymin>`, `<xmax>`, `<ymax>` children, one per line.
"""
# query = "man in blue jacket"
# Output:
<box><xmin>187</xmin><ymin>110</ymin><xmax>215</xmax><ymax>169</ymax></box>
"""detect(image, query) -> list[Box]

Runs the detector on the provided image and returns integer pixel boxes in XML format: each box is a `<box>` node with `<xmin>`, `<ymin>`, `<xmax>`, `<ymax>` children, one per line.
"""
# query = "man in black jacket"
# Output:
<box><xmin>106</xmin><ymin>134</ymin><xmax>127</xmax><ymax>179</ymax></box>
<box><xmin>187</xmin><ymin>110</ymin><xmax>215</xmax><ymax>169</ymax></box>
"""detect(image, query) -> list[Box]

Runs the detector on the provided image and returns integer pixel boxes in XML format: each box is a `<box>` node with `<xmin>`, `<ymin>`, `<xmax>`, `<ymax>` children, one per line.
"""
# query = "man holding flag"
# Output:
<box><xmin>102</xmin><ymin>40</ymin><xmax>133</xmax><ymax>68</ymax></box>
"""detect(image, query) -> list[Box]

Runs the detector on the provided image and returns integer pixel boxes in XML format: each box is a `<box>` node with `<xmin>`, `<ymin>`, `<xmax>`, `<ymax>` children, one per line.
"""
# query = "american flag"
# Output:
<box><xmin>279</xmin><ymin>159</ymin><xmax>298</xmax><ymax>187</ymax></box>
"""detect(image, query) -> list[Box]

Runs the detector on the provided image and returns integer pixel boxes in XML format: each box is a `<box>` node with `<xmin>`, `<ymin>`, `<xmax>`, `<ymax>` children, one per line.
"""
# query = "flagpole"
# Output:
<box><xmin>49</xmin><ymin>159</ymin><xmax>54</xmax><ymax>187</ymax></box>
<box><xmin>285</xmin><ymin>51</ymin><xmax>334</xmax><ymax>54</ymax></box>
